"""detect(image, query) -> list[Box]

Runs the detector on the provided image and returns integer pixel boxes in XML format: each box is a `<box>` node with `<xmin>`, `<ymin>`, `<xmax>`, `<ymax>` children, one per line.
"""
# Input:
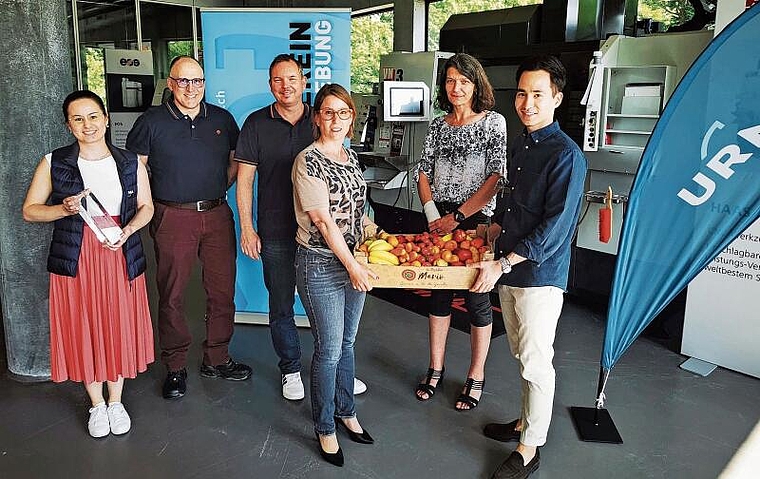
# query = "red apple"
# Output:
<box><xmin>455</xmin><ymin>248</ymin><xmax>472</xmax><ymax>261</ymax></box>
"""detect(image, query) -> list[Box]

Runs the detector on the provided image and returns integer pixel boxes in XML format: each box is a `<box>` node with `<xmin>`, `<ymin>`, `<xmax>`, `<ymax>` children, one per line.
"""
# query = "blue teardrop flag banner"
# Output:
<box><xmin>602</xmin><ymin>5</ymin><xmax>760</xmax><ymax>372</ymax></box>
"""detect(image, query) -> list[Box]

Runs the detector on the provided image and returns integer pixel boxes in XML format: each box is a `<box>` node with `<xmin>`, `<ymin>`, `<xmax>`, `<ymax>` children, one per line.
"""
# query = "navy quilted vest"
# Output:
<box><xmin>48</xmin><ymin>142</ymin><xmax>146</xmax><ymax>280</ymax></box>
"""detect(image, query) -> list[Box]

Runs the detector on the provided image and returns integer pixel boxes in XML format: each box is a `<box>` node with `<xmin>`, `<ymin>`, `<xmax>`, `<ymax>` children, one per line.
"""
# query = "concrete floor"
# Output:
<box><xmin>1</xmin><ymin>265</ymin><xmax>759</xmax><ymax>478</ymax></box>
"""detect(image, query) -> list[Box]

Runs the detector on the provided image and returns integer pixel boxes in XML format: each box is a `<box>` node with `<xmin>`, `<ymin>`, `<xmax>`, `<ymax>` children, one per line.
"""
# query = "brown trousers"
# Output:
<box><xmin>150</xmin><ymin>202</ymin><xmax>236</xmax><ymax>371</ymax></box>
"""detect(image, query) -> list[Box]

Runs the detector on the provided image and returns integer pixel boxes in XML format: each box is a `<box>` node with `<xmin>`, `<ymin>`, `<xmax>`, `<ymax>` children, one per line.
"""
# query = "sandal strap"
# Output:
<box><xmin>425</xmin><ymin>367</ymin><xmax>444</xmax><ymax>382</ymax></box>
<box><xmin>416</xmin><ymin>367</ymin><xmax>444</xmax><ymax>401</ymax></box>
<box><xmin>416</xmin><ymin>383</ymin><xmax>437</xmax><ymax>398</ymax></box>
<box><xmin>456</xmin><ymin>393</ymin><xmax>480</xmax><ymax>408</ymax></box>
<box><xmin>463</xmin><ymin>377</ymin><xmax>484</xmax><ymax>392</ymax></box>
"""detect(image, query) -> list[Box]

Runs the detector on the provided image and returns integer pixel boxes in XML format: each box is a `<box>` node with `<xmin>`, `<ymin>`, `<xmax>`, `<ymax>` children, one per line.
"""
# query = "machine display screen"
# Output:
<box><xmin>382</xmin><ymin>80</ymin><xmax>430</xmax><ymax>122</ymax></box>
<box><xmin>389</xmin><ymin>86</ymin><xmax>424</xmax><ymax>116</ymax></box>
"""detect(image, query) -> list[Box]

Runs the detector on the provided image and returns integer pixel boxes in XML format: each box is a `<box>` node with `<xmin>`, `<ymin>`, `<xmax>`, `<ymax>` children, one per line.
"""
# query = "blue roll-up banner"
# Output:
<box><xmin>201</xmin><ymin>8</ymin><xmax>352</xmax><ymax>317</ymax></box>
<box><xmin>602</xmin><ymin>5</ymin><xmax>760</xmax><ymax>371</ymax></box>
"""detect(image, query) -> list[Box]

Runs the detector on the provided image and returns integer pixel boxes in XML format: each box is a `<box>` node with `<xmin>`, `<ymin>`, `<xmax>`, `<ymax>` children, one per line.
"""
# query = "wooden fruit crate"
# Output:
<box><xmin>354</xmin><ymin>227</ymin><xmax>493</xmax><ymax>289</ymax></box>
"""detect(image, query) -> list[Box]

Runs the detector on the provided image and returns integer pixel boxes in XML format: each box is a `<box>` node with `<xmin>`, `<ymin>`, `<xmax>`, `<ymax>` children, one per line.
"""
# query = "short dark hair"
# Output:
<box><xmin>62</xmin><ymin>90</ymin><xmax>107</xmax><ymax>121</ymax></box>
<box><xmin>313</xmin><ymin>83</ymin><xmax>356</xmax><ymax>139</ymax></box>
<box><xmin>436</xmin><ymin>53</ymin><xmax>495</xmax><ymax>114</ymax></box>
<box><xmin>269</xmin><ymin>54</ymin><xmax>304</xmax><ymax>78</ymax></box>
<box><xmin>516</xmin><ymin>55</ymin><xmax>567</xmax><ymax>95</ymax></box>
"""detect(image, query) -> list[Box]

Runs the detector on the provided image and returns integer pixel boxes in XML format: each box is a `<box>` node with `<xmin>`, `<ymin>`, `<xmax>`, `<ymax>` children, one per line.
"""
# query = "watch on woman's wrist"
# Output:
<box><xmin>453</xmin><ymin>209</ymin><xmax>465</xmax><ymax>222</ymax></box>
<box><xmin>499</xmin><ymin>256</ymin><xmax>512</xmax><ymax>274</ymax></box>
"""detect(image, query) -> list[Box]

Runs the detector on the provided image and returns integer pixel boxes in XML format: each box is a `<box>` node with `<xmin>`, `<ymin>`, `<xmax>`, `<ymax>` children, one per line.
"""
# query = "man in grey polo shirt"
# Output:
<box><xmin>127</xmin><ymin>56</ymin><xmax>251</xmax><ymax>400</ymax></box>
<box><xmin>235</xmin><ymin>54</ymin><xmax>367</xmax><ymax>401</ymax></box>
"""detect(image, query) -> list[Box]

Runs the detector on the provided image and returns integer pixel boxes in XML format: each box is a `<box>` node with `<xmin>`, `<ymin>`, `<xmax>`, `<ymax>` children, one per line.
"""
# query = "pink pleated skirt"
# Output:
<box><xmin>49</xmin><ymin>225</ymin><xmax>154</xmax><ymax>383</ymax></box>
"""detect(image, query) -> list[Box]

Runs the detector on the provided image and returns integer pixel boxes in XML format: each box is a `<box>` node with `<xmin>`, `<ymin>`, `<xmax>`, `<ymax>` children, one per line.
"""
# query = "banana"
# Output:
<box><xmin>368</xmin><ymin>257</ymin><xmax>396</xmax><ymax>265</ymax></box>
<box><xmin>368</xmin><ymin>250</ymin><xmax>400</xmax><ymax>265</ymax></box>
<box><xmin>368</xmin><ymin>239</ymin><xmax>393</xmax><ymax>252</ymax></box>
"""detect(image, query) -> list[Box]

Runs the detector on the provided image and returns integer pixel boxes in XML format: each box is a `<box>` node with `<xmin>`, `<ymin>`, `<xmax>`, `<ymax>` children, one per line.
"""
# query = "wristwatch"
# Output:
<box><xmin>453</xmin><ymin>209</ymin><xmax>466</xmax><ymax>223</ymax></box>
<box><xmin>499</xmin><ymin>256</ymin><xmax>512</xmax><ymax>274</ymax></box>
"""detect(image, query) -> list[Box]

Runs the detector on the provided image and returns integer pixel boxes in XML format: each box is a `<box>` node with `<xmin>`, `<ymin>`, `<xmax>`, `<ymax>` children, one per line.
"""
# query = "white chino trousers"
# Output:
<box><xmin>497</xmin><ymin>284</ymin><xmax>564</xmax><ymax>447</ymax></box>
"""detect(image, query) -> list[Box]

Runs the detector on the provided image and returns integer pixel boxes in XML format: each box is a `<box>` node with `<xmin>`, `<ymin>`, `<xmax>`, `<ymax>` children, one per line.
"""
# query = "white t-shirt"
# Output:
<box><xmin>45</xmin><ymin>153</ymin><xmax>123</xmax><ymax>215</ymax></box>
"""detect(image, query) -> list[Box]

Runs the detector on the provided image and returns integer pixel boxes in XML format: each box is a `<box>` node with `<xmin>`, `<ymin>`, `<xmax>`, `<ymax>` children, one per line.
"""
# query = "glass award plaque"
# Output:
<box><xmin>77</xmin><ymin>190</ymin><xmax>124</xmax><ymax>244</ymax></box>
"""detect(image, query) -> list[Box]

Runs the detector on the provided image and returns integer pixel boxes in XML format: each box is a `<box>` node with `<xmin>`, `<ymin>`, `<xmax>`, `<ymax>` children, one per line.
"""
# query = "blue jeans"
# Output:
<box><xmin>296</xmin><ymin>246</ymin><xmax>365</xmax><ymax>435</ymax></box>
<box><xmin>261</xmin><ymin>239</ymin><xmax>302</xmax><ymax>375</ymax></box>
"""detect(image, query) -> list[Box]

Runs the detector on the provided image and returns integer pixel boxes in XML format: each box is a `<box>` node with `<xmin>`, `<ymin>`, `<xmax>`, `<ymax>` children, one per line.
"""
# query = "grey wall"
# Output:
<box><xmin>0</xmin><ymin>0</ymin><xmax>73</xmax><ymax>380</ymax></box>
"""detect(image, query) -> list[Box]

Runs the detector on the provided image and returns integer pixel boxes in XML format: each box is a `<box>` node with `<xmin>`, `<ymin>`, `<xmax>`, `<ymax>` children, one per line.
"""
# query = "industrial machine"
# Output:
<box><xmin>437</xmin><ymin>0</ymin><xmax>713</xmax><ymax>297</ymax></box>
<box><xmin>354</xmin><ymin>51</ymin><xmax>453</xmax><ymax>233</ymax></box>
<box><xmin>574</xmin><ymin>31</ymin><xmax>711</xmax><ymax>294</ymax></box>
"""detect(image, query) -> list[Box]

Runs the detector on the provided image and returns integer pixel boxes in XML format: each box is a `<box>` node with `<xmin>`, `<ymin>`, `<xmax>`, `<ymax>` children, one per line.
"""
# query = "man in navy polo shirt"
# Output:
<box><xmin>470</xmin><ymin>55</ymin><xmax>587</xmax><ymax>479</ymax></box>
<box><xmin>234</xmin><ymin>54</ymin><xmax>367</xmax><ymax>401</ymax></box>
<box><xmin>127</xmin><ymin>56</ymin><xmax>251</xmax><ymax>400</ymax></box>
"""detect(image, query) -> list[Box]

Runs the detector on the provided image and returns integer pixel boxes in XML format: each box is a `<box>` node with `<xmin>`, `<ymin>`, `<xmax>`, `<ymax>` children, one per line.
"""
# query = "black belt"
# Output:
<box><xmin>156</xmin><ymin>198</ymin><xmax>225</xmax><ymax>212</ymax></box>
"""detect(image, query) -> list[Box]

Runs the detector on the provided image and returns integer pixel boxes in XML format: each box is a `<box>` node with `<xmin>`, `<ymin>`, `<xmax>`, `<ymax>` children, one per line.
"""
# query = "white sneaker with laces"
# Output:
<box><xmin>354</xmin><ymin>377</ymin><xmax>368</xmax><ymax>395</ymax></box>
<box><xmin>107</xmin><ymin>402</ymin><xmax>131</xmax><ymax>435</ymax></box>
<box><xmin>88</xmin><ymin>403</ymin><xmax>110</xmax><ymax>438</ymax></box>
<box><xmin>282</xmin><ymin>372</ymin><xmax>305</xmax><ymax>401</ymax></box>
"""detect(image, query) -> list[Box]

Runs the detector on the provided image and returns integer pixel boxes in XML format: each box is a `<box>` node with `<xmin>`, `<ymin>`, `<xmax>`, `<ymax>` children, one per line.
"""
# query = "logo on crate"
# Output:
<box><xmin>402</xmin><ymin>269</ymin><xmax>416</xmax><ymax>281</ymax></box>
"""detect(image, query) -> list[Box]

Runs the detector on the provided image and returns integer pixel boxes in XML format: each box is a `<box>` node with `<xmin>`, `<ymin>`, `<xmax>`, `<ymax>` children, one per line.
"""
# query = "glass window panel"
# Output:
<box><xmin>138</xmin><ymin>1</ymin><xmax>194</xmax><ymax>79</ymax></box>
<box><xmin>74</xmin><ymin>0</ymin><xmax>138</xmax><ymax>106</ymax></box>
<box><xmin>351</xmin><ymin>11</ymin><xmax>394</xmax><ymax>94</ymax></box>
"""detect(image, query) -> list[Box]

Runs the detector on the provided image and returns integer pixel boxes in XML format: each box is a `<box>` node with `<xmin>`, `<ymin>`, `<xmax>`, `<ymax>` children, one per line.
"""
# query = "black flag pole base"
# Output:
<box><xmin>570</xmin><ymin>406</ymin><xmax>623</xmax><ymax>444</ymax></box>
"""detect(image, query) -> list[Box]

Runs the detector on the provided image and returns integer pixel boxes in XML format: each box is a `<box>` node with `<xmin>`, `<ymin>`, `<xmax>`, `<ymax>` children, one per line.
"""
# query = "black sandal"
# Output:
<box><xmin>455</xmin><ymin>378</ymin><xmax>484</xmax><ymax>411</ymax></box>
<box><xmin>415</xmin><ymin>367</ymin><xmax>444</xmax><ymax>401</ymax></box>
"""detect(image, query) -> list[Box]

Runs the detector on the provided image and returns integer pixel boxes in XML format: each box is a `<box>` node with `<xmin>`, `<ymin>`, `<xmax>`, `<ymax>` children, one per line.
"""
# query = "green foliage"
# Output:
<box><xmin>351</xmin><ymin>12</ymin><xmax>394</xmax><ymax>93</ymax></box>
<box><xmin>639</xmin><ymin>0</ymin><xmax>695</xmax><ymax>29</ymax></box>
<box><xmin>168</xmin><ymin>40</ymin><xmax>194</xmax><ymax>61</ymax></box>
<box><xmin>83</xmin><ymin>47</ymin><xmax>106</xmax><ymax>106</ymax></box>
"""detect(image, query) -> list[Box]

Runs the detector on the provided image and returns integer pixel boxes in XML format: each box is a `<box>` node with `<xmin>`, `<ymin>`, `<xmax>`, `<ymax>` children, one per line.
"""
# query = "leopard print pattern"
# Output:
<box><xmin>303</xmin><ymin>147</ymin><xmax>367</xmax><ymax>249</ymax></box>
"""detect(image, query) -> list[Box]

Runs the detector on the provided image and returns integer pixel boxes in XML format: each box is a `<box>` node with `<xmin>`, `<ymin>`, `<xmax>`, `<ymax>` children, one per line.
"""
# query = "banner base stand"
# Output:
<box><xmin>679</xmin><ymin>357</ymin><xmax>717</xmax><ymax>377</ymax></box>
<box><xmin>570</xmin><ymin>406</ymin><xmax>623</xmax><ymax>443</ymax></box>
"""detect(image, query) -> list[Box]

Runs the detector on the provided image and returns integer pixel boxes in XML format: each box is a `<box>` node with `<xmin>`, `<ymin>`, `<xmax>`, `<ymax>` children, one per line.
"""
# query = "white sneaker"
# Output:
<box><xmin>282</xmin><ymin>372</ymin><xmax>305</xmax><ymax>401</ymax></box>
<box><xmin>87</xmin><ymin>403</ymin><xmax>109</xmax><ymax>438</ymax></box>
<box><xmin>107</xmin><ymin>402</ymin><xmax>131</xmax><ymax>435</ymax></box>
<box><xmin>354</xmin><ymin>377</ymin><xmax>368</xmax><ymax>395</ymax></box>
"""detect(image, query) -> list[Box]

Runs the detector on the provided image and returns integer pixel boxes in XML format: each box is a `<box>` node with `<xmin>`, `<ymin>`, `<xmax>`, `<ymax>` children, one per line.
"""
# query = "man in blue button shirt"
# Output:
<box><xmin>471</xmin><ymin>55</ymin><xmax>587</xmax><ymax>479</ymax></box>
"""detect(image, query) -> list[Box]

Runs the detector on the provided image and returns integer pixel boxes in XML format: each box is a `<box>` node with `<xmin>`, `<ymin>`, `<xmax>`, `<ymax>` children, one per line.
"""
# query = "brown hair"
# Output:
<box><xmin>313</xmin><ymin>83</ymin><xmax>356</xmax><ymax>139</ymax></box>
<box><xmin>436</xmin><ymin>53</ymin><xmax>495</xmax><ymax>113</ymax></box>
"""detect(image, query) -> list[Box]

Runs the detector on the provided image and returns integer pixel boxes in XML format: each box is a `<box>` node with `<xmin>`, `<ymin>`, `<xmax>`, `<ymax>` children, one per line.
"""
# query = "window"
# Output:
<box><xmin>351</xmin><ymin>11</ymin><xmax>394</xmax><ymax>94</ymax></box>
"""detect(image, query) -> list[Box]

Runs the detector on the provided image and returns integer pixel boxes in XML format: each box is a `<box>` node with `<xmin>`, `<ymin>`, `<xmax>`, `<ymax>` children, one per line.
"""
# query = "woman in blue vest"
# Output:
<box><xmin>22</xmin><ymin>90</ymin><xmax>154</xmax><ymax>439</ymax></box>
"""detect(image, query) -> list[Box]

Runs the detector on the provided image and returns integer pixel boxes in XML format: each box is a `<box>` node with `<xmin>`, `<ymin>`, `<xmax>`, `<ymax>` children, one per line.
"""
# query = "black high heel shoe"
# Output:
<box><xmin>335</xmin><ymin>417</ymin><xmax>374</xmax><ymax>444</ymax></box>
<box><xmin>315</xmin><ymin>433</ymin><xmax>344</xmax><ymax>467</ymax></box>
<box><xmin>455</xmin><ymin>377</ymin><xmax>484</xmax><ymax>411</ymax></box>
<box><xmin>415</xmin><ymin>367</ymin><xmax>444</xmax><ymax>401</ymax></box>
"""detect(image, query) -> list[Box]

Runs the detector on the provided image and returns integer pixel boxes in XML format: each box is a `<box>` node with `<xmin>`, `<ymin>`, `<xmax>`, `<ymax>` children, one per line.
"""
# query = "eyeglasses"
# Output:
<box><xmin>319</xmin><ymin>108</ymin><xmax>352</xmax><ymax>120</ymax></box>
<box><xmin>169</xmin><ymin>77</ymin><xmax>205</xmax><ymax>88</ymax></box>
<box><xmin>68</xmin><ymin>112</ymin><xmax>104</xmax><ymax>125</ymax></box>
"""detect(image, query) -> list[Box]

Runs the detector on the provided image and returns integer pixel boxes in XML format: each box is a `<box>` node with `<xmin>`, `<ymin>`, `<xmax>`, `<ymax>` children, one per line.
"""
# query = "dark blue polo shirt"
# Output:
<box><xmin>496</xmin><ymin>121</ymin><xmax>587</xmax><ymax>290</ymax></box>
<box><xmin>235</xmin><ymin>102</ymin><xmax>314</xmax><ymax>240</ymax></box>
<box><xmin>126</xmin><ymin>99</ymin><xmax>239</xmax><ymax>203</ymax></box>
